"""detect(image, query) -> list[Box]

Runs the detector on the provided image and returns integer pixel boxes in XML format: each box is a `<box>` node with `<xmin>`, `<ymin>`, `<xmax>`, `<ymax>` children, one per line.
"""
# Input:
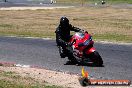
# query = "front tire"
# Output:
<box><xmin>67</xmin><ymin>54</ymin><xmax>77</xmax><ymax>63</ymax></box>
<box><xmin>90</xmin><ymin>51</ymin><xmax>103</xmax><ymax>66</ymax></box>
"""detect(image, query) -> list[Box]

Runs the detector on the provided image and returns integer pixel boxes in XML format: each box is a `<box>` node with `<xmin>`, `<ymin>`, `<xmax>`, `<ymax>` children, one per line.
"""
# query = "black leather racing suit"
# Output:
<box><xmin>55</xmin><ymin>24</ymin><xmax>81</xmax><ymax>46</ymax></box>
<box><xmin>55</xmin><ymin>24</ymin><xmax>82</xmax><ymax>57</ymax></box>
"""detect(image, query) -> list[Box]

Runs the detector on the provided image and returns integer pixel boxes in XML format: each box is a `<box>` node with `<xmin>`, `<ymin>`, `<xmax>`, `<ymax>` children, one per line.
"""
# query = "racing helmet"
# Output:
<box><xmin>60</xmin><ymin>16</ymin><xmax>69</xmax><ymax>27</ymax></box>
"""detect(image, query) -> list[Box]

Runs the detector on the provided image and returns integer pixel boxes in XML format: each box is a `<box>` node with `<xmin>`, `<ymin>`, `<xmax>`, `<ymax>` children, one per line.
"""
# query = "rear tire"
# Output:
<box><xmin>90</xmin><ymin>51</ymin><xmax>103</xmax><ymax>66</ymax></box>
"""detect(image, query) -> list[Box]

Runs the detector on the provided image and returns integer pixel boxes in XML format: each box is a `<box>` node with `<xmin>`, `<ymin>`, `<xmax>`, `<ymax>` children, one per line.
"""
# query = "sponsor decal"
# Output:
<box><xmin>79</xmin><ymin>67</ymin><xmax>131</xmax><ymax>86</ymax></box>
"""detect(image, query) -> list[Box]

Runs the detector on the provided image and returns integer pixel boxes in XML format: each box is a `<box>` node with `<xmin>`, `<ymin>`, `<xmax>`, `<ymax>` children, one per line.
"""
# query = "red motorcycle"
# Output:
<box><xmin>66</xmin><ymin>31</ymin><xmax>103</xmax><ymax>66</ymax></box>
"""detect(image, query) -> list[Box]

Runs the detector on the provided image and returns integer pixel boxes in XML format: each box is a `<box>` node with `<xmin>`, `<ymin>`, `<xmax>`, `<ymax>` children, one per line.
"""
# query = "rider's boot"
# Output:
<box><xmin>60</xmin><ymin>52</ymin><xmax>66</xmax><ymax>58</ymax></box>
<box><xmin>59</xmin><ymin>46</ymin><xmax>67</xmax><ymax>58</ymax></box>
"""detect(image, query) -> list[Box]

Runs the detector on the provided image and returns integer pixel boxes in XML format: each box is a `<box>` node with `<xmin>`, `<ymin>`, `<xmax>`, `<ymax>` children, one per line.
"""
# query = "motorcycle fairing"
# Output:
<box><xmin>85</xmin><ymin>47</ymin><xmax>96</xmax><ymax>55</ymax></box>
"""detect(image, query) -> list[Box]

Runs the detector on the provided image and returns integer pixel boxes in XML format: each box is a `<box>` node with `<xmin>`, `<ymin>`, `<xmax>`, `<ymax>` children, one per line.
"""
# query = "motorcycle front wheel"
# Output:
<box><xmin>90</xmin><ymin>51</ymin><xmax>103</xmax><ymax>66</ymax></box>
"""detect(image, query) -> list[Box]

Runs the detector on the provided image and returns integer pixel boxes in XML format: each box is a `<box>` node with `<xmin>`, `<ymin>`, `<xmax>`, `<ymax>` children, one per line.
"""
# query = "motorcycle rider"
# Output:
<box><xmin>55</xmin><ymin>16</ymin><xmax>83</xmax><ymax>59</ymax></box>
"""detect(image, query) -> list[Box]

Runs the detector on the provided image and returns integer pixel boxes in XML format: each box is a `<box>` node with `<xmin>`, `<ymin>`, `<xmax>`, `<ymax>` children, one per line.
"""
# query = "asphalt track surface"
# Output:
<box><xmin>0</xmin><ymin>3</ymin><xmax>56</xmax><ymax>7</ymax></box>
<box><xmin>0</xmin><ymin>36</ymin><xmax>132</xmax><ymax>81</ymax></box>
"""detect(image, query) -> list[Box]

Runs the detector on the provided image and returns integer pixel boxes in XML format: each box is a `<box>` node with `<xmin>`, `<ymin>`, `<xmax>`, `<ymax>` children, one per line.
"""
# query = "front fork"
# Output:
<box><xmin>83</xmin><ymin>44</ymin><xmax>96</xmax><ymax>55</ymax></box>
<box><xmin>85</xmin><ymin>47</ymin><xmax>96</xmax><ymax>55</ymax></box>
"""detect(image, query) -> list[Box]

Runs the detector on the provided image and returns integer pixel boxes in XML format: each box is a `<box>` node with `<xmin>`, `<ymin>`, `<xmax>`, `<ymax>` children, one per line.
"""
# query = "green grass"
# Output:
<box><xmin>0</xmin><ymin>80</ymin><xmax>61</xmax><ymax>88</ymax></box>
<box><xmin>0</xmin><ymin>24</ymin><xmax>14</xmax><ymax>28</ymax></box>
<box><xmin>107</xmin><ymin>0</ymin><xmax>132</xmax><ymax>4</ymax></box>
<box><xmin>94</xmin><ymin>34</ymin><xmax>132</xmax><ymax>42</ymax></box>
<box><xmin>0</xmin><ymin>71</ymin><xmax>63</xmax><ymax>88</ymax></box>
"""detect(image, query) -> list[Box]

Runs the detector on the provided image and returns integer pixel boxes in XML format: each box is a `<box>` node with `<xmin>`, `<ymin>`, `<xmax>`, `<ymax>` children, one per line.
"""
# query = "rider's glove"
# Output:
<box><xmin>80</xmin><ymin>29</ymin><xmax>85</xmax><ymax>33</ymax></box>
<box><xmin>68</xmin><ymin>42</ymin><xmax>73</xmax><ymax>46</ymax></box>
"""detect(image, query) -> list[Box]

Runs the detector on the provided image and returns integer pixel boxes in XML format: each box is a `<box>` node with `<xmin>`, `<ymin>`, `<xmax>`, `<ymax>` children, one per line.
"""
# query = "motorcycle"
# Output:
<box><xmin>59</xmin><ymin>31</ymin><xmax>103</xmax><ymax>66</ymax></box>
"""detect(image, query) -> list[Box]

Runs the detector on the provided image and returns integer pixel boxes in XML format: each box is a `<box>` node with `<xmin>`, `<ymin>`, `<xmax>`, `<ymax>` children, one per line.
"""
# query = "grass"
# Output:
<box><xmin>94</xmin><ymin>34</ymin><xmax>132</xmax><ymax>42</ymax></box>
<box><xmin>106</xmin><ymin>0</ymin><xmax>132</xmax><ymax>4</ymax></box>
<box><xmin>0</xmin><ymin>71</ymin><xmax>62</xmax><ymax>88</ymax></box>
<box><xmin>0</xmin><ymin>7</ymin><xmax>131</xmax><ymax>42</ymax></box>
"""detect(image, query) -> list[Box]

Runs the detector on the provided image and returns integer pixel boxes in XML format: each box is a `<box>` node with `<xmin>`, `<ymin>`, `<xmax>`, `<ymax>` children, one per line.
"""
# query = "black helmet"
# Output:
<box><xmin>60</xmin><ymin>16</ymin><xmax>69</xmax><ymax>27</ymax></box>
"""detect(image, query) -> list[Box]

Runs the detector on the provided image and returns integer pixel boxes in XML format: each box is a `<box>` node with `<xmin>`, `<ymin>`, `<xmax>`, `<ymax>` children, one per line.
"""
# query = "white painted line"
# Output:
<box><xmin>3</xmin><ymin>36</ymin><xmax>52</xmax><ymax>40</ymax></box>
<box><xmin>42</xmin><ymin>38</ymin><xmax>52</xmax><ymax>40</ymax></box>
<box><xmin>95</xmin><ymin>40</ymin><xmax>132</xmax><ymax>45</ymax></box>
<box><xmin>0</xmin><ymin>6</ymin><xmax>74</xmax><ymax>10</ymax></box>
<box><xmin>15</xmin><ymin>64</ymin><xmax>30</xmax><ymax>68</ymax></box>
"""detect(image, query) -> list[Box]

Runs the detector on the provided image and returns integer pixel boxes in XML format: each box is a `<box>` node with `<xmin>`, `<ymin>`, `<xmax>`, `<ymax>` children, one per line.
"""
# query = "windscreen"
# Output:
<box><xmin>74</xmin><ymin>32</ymin><xmax>85</xmax><ymax>39</ymax></box>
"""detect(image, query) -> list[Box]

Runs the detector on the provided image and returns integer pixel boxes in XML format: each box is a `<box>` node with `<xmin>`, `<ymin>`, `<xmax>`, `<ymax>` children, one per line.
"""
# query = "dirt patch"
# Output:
<box><xmin>0</xmin><ymin>66</ymin><xmax>82</xmax><ymax>88</ymax></box>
